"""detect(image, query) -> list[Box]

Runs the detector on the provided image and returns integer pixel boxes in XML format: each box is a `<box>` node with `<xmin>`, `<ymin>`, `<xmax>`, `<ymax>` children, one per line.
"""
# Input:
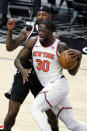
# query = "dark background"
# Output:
<box><xmin>0</xmin><ymin>7</ymin><xmax>87</xmax><ymax>54</ymax></box>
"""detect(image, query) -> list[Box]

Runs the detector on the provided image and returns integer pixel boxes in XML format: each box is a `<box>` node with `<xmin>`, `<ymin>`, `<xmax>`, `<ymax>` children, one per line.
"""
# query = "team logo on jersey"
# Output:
<box><xmin>33</xmin><ymin>51</ymin><xmax>54</xmax><ymax>60</ymax></box>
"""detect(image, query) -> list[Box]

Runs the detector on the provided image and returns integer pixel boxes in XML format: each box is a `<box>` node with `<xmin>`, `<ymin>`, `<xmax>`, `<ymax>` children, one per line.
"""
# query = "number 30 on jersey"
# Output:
<box><xmin>36</xmin><ymin>59</ymin><xmax>50</xmax><ymax>72</ymax></box>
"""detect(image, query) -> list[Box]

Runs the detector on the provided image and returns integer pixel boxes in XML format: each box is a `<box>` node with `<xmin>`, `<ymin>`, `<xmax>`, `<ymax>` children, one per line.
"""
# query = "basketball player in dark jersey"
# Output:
<box><xmin>0</xmin><ymin>6</ymin><xmax>59</xmax><ymax>131</ymax></box>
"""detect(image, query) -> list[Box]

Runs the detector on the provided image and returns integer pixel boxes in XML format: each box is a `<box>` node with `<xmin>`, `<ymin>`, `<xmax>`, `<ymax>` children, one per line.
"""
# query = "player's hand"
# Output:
<box><xmin>21</xmin><ymin>68</ymin><xmax>32</xmax><ymax>84</ymax></box>
<box><xmin>67</xmin><ymin>49</ymin><xmax>82</xmax><ymax>60</ymax></box>
<box><xmin>7</xmin><ymin>18</ymin><xmax>16</xmax><ymax>31</ymax></box>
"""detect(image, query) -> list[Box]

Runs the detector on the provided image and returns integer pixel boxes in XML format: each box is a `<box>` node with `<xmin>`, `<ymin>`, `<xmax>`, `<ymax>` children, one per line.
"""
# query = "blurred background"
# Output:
<box><xmin>0</xmin><ymin>1</ymin><xmax>87</xmax><ymax>131</ymax></box>
<box><xmin>0</xmin><ymin>0</ymin><xmax>87</xmax><ymax>54</ymax></box>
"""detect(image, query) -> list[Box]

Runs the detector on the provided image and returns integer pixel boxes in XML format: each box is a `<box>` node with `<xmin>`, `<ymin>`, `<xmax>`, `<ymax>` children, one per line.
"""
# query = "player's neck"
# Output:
<box><xmin>41</xmin><ymin>38</ymin><xmax>54</xmax><ymax>47</ymax></box>
<box><xmin>42</xmin><ymin>37</ymin><xmax>55</xmax><ymax>47</ymax></box>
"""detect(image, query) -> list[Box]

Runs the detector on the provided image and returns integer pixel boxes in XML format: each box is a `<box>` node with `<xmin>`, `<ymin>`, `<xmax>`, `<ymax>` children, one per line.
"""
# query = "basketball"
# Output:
<box><xmin>59</xmin><ymin>50</ymin><xmax>77</xmax><ymax>70</ymax></box>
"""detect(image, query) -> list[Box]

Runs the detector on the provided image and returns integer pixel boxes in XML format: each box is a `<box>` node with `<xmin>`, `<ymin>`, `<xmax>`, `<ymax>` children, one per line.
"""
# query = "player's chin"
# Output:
<box><xmin>38</xmin><ymin>19</ymin><xmax>43</xmax><ymax>22</ymax></box>
<box><xmin>39</xmin><ymin>37</ymin><xmax>44</xmax><ymax>42</ymax></box>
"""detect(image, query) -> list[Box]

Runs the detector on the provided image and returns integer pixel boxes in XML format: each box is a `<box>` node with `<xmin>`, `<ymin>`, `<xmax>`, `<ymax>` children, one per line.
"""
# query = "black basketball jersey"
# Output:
<box><xmin>21</xmin><ymin>24</ymin><xmax>38</xmax><ymax>69</ymax></box>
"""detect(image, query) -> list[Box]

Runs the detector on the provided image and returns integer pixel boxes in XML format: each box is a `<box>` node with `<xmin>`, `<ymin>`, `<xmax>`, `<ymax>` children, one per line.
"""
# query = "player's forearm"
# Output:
<box><xmin>6</xmin><ymin>30</ymin><xmax>13</xmax><ymax>51</ymax></box>
<box><xmin>14</xmin><ymin>58</ymin><xmax>24</xmax><ymax>73</ymax></box>
<box><xmin>68</xmin><ymin>53</ymin><xmax>82</xmax><ymax>75</ymax></box>
<box><xmin>6</xmin><ymin>31</ymin><xmax>26</xmax><ymax>51</ymax></box>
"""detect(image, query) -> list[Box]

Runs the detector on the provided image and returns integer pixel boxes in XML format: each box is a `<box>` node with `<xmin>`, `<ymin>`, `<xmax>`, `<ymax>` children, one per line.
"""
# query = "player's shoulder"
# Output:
<box><xmin>29</xmin><ymin>36</ymin><xmax>37</xmax><ymax>41</ymax></box>
<box><xmin>25</xmin><ymin>36</ymin><xmax>37</xmax><ymax>49</ymax></box>
<box><xmin>58</xmin><ymin>41</ymin><xmax>69</xmax><ymax>53</ymax></box>
<box><xmin>60</xmin><ymin>41</ymin><xmax>68</xmax><ymax>47</ymax></box>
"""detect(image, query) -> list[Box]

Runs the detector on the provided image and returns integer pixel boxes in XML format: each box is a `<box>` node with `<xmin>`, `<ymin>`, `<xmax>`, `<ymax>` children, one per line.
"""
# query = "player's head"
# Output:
<box><xmin>38</xmin><ymin>19</ymin><xmax>56</xmax><ymax>43</ymax></box>
<box><xmin>37</xmin><ymin>6</ymin><xmax>52</xmax><ymax>22</ymax></box>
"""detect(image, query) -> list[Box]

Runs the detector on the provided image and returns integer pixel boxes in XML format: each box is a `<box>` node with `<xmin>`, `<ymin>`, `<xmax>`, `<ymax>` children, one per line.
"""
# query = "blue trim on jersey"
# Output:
<box><xmin>57</xmin><ymin>40</ymin><xmax>60</xmax><ymax>57</ymax></box>
<box><xmin>57</xmin><ymin>107</ymin><xmax>72</xmax><ymax>117</ymax></box>
<box><xmin>32</xmin><ymin>36</ymin><xmax>38</xmax><ymax>50</ymax></box>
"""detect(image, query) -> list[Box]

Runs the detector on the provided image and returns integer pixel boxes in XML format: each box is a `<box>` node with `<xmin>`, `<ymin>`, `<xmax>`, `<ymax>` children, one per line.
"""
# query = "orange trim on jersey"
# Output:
<box><xmin>39</xmin><ymin>91</ymin><xmax>52</xmax><ymax>108</ymax></box>
<box><xmin>39</xmin><ymin>38</ymin><xmax>56</xmax><ymax>48</ymax></box>
<box><xmin>57</xmin><ymin>106</ymin><xmax>72</xmax><ymax>117</ymax></box>
<box><xmin>44</xmin><ymin>92</ymin><xmax>53</xmax><ymax>108</ymax></box>
<box><xmin>32</xmin><ymin>36</ymin><xmax>39</xmax><ymax>50</ymax></box>
<box><xmin>56</xmin><ymin>40</ymin><xmax>60</xmax><ymax>57</ymax></box>
<box><xmin>40</xmin><ymin>91</ymin><xmax>48</xmax><ymax>93</ymax></box>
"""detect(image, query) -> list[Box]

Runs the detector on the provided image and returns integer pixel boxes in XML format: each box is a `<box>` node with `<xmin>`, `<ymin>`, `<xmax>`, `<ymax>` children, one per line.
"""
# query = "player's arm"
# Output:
<box><xmin>14</xmin><ymin>37</ymin><xmax>36</xmax><ymax>84</ymax></box>
<box><xmin>6</xmin><ymin>18</ymin><xmax>32</xmax><ymax>51</ymax></box>
<box><xmin>58</xmin><ymin>41</ymin><xmax>69</xmax><ymax>53</ymax></box>
<box><xmin>67</xmin><ymin>49</ymin><xmax>82</xmax><ymax>75</ymax></box>
<box><xmin>59</xmin><ymin>42</ymin><xmax>82</xmax><ymax>75</ymax></box>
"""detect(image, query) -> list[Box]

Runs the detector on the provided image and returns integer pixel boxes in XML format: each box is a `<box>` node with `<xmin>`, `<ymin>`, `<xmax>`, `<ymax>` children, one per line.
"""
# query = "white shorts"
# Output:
<box><xmin>33</xmin><ymin>77</ymin><xmax>72</xmax><ymax>115</ymax></box>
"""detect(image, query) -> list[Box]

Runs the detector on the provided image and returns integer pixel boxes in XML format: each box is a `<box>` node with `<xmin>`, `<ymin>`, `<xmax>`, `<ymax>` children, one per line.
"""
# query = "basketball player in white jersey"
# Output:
<box><xmin>0</xmin><ymin>6</ymin><xmax>59</xmax><ymax>131</ymax></box>
<box><xmin>14</xmin><ymin>19</ymin><xmax>87</xmax><ymax>131</ymax></box>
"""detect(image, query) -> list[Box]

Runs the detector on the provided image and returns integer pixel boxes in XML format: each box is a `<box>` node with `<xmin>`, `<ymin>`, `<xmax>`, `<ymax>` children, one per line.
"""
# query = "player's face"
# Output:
<box><xmin>37</xmin><ymin>11</ymin><xmax>52</xmax><ymax>22</ymax></box>
<box><xmin>38</xmin><ymin>24</ymin><xmax>51</xmax><ymax>43</ymax></box>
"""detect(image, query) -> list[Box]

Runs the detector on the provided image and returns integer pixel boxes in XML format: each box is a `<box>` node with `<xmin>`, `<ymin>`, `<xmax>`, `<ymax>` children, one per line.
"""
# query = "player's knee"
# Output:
<box><xmin>65</xmin><ymin>119</ymin><xmax>78</xmax><ymax>130</ymax></box>
<box><xmin>8</xmin><ymin>101</ymin><xmax>20</xmax><ymax>117</ymax></box>
<box><xmin>7</xmin><ymin>110</ymin><xmax>17</xmax><ymax>120</ymax></box>
<box><xmin>7</xmin><ymin>107</ymin><xmax>19</xmax><ymax>119</ymax></box>
<box><xmin>30</xmin><ymin>104</ymin><xmax>38</xmax><ymax>115</ymax></box>
<box><xmin>29</xmin><ymin>102</ymin><xmax>41</xmax><ymax>117</ymax></box>
<box><xmin>29</xmin><ymin>108</ymin><xmax>35</xmax><ymax>117</ymax></box>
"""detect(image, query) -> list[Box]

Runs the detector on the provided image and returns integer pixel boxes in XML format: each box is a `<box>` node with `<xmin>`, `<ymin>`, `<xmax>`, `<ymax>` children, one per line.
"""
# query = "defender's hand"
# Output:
<box><xmin>21</xmin><ymin>68</ymin><xmax>32</xmax><ymax>84</ymax></box>
<box><xmin>7</xmin><ymin>18</ymin><xmax>16</xmax><ymax>31</ymax></box>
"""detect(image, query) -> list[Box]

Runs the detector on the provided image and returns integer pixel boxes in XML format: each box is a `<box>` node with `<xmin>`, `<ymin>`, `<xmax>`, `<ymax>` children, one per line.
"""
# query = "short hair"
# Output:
<box><xmin>38</xmin><ymin>19</ymin><xmax>56</xmax><ymax>32</ymax></box>
<box><xmin>38</xmin><ymin>5</ymin><xmax>52</xmax><ymax>14</ymax></box>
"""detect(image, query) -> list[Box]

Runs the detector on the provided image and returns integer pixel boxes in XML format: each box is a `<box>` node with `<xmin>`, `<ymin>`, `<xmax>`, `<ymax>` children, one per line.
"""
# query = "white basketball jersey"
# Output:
<box><xmin>32</xmin><ymin>37</ymin><xmax>63</xmax><ymax>86</ymax></box>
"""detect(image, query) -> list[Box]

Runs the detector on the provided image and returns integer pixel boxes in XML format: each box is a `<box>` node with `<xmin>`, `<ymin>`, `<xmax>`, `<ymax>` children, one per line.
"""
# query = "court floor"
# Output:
<box><xmin>0</xmin><ymin>44</ymin><xmax>87</xmax><ymax>131</ymax></box>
